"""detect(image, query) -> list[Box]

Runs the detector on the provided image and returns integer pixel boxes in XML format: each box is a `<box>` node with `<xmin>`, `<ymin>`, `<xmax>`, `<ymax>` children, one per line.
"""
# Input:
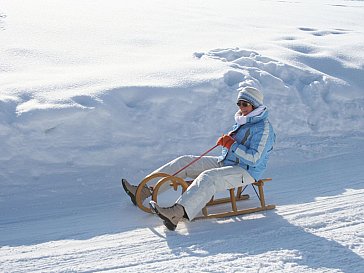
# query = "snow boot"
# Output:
<box><xmin>121</xmin><ymin>179</ymin><xmax>152</xmax><ymax>206</ymax></box>
<box><xmin>149</xmin><ymin>201</ymin><xmax>185</xmax><ymax>231</ymax></box>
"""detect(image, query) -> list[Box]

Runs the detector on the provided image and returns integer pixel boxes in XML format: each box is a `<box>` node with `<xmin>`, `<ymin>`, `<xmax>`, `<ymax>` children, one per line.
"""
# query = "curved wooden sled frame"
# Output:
<box><xmin>135</xmin><ymin>173</ymin><xmax>189</xmax><ymax>213</ymax></box>
<box><xmin>136</xmin><ymin>172</ymin><xmax>275</xmax><ymax>218</ymax></box>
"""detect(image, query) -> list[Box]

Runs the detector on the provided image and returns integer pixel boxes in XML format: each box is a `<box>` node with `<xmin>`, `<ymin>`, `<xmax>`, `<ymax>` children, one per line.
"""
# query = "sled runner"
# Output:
<box><xmin>135</xmin><ymin>172</ymin><xmax>275</xmax><ymax>219</ymax></box>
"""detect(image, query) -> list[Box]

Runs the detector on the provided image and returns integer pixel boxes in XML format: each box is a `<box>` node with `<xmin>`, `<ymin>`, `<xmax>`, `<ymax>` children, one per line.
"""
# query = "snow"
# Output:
<box><xmin>1</xmin><ymin>0</ymin><xmax>364</xmax><ymax>272</ymax></box>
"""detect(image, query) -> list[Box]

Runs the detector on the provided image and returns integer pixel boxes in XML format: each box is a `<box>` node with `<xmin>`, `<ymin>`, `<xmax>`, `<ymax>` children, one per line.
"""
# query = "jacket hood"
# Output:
<box><xmin>246</xmin><ymin>106</ymin><xmax>268</xmax><ymax>124</ymax></box>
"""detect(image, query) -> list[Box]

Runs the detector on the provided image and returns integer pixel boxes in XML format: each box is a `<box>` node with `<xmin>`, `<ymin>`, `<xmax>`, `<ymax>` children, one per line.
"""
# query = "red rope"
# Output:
<box><xmin>172</xmin><ymin>144</ymin><xmax>219</xmax><ymax>177</ymax></box>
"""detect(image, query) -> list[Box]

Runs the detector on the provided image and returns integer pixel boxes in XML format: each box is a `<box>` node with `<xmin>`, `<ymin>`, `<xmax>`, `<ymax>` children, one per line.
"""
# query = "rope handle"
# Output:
<box><xmin>172</xmin><ymin>144</ymin><xmax>219</xmax><ymax>177</ymax></box>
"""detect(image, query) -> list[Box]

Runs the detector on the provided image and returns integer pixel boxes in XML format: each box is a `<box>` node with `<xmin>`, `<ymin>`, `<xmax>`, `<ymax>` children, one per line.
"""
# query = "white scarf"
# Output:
<box><xmin>234</xmin><ymin>105</ymin><xmax>266</xmax><ymax>125</ymax></box>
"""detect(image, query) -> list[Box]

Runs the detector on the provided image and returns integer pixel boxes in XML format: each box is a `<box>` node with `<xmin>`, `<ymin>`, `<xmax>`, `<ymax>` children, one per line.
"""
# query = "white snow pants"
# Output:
<box><xmin>151</xmin><ymin>155</ymin><xmax>255</xmax><ymax>220</ymax></box>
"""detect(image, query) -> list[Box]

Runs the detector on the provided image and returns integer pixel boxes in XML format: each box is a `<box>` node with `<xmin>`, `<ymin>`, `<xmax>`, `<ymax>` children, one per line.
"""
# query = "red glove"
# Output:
<box><xmin>216</xmin><ymin>134</ymin><xmax>235</xmax><ymax>150</ymax></box>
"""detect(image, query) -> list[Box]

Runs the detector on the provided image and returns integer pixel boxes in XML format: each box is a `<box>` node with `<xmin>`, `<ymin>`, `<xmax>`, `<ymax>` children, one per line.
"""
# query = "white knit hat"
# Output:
<box><xmin>237</xmin><ymin>87</ymin><xmax>264</xmax><ymax>108</ymax></box>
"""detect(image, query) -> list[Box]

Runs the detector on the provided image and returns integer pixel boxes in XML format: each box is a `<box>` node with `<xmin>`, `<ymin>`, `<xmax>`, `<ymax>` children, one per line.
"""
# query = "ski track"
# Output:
<box><xmin>1</xmin><ymin>188</ymin><xmax>363</xmax><ymax>272</ymax></box>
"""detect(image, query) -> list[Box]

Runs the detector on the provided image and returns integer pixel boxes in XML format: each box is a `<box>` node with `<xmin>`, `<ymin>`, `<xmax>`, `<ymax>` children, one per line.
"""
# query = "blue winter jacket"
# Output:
<box><xmin>218</xmin><ymin>108</ymin><xmax>275</xmax><ymax>181</ymax></box>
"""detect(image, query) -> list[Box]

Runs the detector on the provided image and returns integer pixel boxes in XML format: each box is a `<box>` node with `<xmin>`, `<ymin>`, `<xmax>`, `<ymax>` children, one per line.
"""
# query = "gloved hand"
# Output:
<box><xmin>216</xmin><ymin>134</ymin><xmax>235</xmax><ymax>149</ymax></box>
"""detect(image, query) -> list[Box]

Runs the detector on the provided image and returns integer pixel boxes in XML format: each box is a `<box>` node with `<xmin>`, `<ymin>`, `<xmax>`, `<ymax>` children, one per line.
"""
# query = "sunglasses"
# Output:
<box><xmin>236</xmin><ymin>101</ymin><xmax>251</xmax><ymax>107</ymax></box>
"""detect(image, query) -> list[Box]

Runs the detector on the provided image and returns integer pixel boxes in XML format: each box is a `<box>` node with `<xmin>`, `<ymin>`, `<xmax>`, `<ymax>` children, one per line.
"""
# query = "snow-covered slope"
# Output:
<box><xmin>1</xmin><ymin>0</ymin><xmax>363</xmax><ymax>272</ymax></box>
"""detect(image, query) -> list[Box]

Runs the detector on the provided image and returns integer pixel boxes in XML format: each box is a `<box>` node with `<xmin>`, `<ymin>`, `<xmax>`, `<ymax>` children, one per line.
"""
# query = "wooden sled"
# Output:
<box><xmin>135</xmin><ymin>172</ymin><xmax>275</xmax><ymax>219</ymax></box>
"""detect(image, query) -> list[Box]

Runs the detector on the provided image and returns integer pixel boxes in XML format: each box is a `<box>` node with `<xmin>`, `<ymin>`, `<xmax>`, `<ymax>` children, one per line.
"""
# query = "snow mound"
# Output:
<box><xmin>1</xmin><ymin>48</ymin><xmax>363</xmax><ymax>187</ymax></box>
<box><xmin>196</xmin><ymin>48</ymin><xmax>364</xmax><ymax>136</ymax></box>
